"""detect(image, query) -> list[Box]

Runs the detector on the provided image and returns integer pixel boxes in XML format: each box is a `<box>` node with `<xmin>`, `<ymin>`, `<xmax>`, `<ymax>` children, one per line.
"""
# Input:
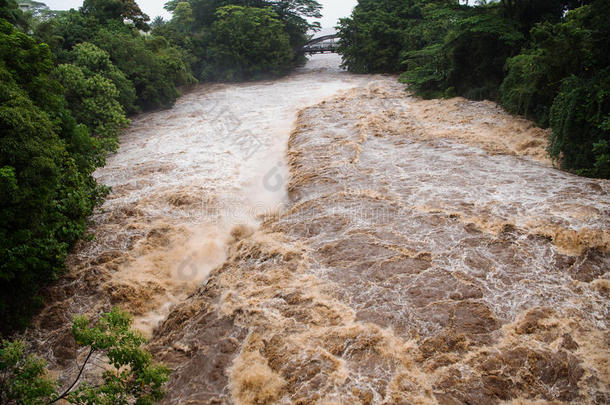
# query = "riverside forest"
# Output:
<box><xmin>0</xmin><ymin>0</ymin><xmax>608</xmax><ymax>404</ymax></box>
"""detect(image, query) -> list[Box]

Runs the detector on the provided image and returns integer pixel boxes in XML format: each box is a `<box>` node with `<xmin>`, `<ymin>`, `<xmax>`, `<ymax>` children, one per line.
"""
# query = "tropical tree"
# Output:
<box><xmin>172</xmin><ymin>2</ymin><xmax>194</xmax><ymax>32</ymax></box>
<box><xmin>55</xmin><ymin>62</ymin><xmax>128</xmax><ymax>153</ymax></box>
<box><xmin>81</xmin><ymin>0</ymin><xmax>150</xmax><ymax>31</ymax></box>
<box><xmin>337</xmin><ymin>0</ymin><xmax>425</xmax><ymax>73</ymax></box>
<box><xmin>0</xmin><ymin>19</ymin><xmax>104</xmax><ymax>333</ymax></box>
<box><xmin>92</xmin><ymin>25</ymin><xmax>195</xmax><ymax>110</ymax></box>
<box><xmin>204</xmin><ymin>5</ymin><xmax>294</xmax><ymax>81</ymax></box>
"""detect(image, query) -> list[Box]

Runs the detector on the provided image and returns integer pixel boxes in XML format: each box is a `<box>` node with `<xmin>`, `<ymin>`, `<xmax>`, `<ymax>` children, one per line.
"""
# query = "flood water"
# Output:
<box><xmin>29</xmin><ymin>54</ymin><xmax>608</xmax><ymax>404</ymax></box>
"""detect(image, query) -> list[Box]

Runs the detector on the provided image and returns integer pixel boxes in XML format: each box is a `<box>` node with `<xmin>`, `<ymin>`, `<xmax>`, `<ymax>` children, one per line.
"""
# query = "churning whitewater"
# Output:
<box><xmin>29</xmin><ymin>54</ymin><xmax>608</xmax><ymax>404</ymax></box>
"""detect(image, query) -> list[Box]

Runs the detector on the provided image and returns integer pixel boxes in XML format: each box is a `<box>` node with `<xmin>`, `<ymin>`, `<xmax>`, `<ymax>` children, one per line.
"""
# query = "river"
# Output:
<box><xmin>29</xmin><ymin>54</ymin><xmax>608</xmax><ymax>404</ymax></box>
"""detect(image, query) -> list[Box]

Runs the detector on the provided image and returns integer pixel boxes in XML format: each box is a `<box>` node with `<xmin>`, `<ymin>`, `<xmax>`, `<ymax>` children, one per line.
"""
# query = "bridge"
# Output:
<box><xmin>301</xmin><ymin>35</ymin><xmax>340</xmax><ymax>54</ymax></box>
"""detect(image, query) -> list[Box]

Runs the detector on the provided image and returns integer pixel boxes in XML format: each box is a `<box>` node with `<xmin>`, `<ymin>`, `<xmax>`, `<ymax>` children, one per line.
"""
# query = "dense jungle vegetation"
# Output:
<box><xmin>0</xmin><ymin>0</ymin><xmax>322</xmax><ymax>334</ymax></box>
<box><xmin>338</xmin><ymin>0</ymin><xmax>610</xmax><ymax>179</ymax></box>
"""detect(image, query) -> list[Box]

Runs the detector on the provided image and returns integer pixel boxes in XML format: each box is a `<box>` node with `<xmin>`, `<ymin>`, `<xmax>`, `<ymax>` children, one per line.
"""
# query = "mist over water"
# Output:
<box><xmin>29</xmin><ymin>54</ymin><xmax>608</xmax><ymax>404</ymax></box>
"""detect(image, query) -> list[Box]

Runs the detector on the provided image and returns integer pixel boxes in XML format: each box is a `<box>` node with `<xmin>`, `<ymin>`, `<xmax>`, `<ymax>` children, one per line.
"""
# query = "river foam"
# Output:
<box><xmin>152</xmin><ymin>75</ymin><xmax>608</xmax><ymax>404</ymax></box>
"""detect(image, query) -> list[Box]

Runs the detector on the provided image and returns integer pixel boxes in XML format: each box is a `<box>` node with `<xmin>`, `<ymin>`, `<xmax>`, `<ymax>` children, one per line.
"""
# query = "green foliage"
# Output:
<box><xmin>499</xmin><ymin>0</ymin><xmax>588</xmax><ymax>35</ymax></box>
<box><xmin>70</xmin><ymin>42</ymin><xmax>137</xmax><ymax>114</ymax></box>
<box><xmin>499</xmin><ymin>1</ymin><xmax>610</xmax><ymax>177</ymax></box>
<box><xmin>157</xmin><ymin>0</ymin><xmax>321</xmax><ymax>78</ymax></box>
<box><xmin>172</xmin><ymin>2</ymin><xmax>194</xmax><ymax>32</ymax></box>
<box><xmin>55</xmin><ymin>63</ymin><xmax>127</xmax><ymax>153</ymax></box>
<box><xmin>0</xmin><ymin>18</ymin><xmax>62</xmax><ymax>112</ymax></box>
<box><xmin>82</xmin><ymin>0</ymin><xmax>150</xmax><ymax>31</ymax></box>
<box><xmin>499</xmin><ymin>50</ymin><xmax>551</xmax><ymax>124</ymax></box>
<box><xmin>55</xmin><ymin>42</ymin><xmax>132</xmax><ymax>153</ymax></box>
<box><xmin>0</xmin><ymin>308</ymin><xmax>169</xmax><ymax>404</ymax></box>
<box><xmin>337</xmin><ymin>0</ymin><xmax>424</xmax><ymax>74</ymax></box>
<box><xmin>0</xmin><ymin>61</ymin><xmax>65</xmax><ymax>332</ymax></box>
<box><xmin>0</xmin><ymin>20</ymin><xmax>105</xmax><ymax>333</ymax></box>
<box><xmin>548</xmin><ymin>71</ymin><xmax>610</xmax><ymax>177</ymax></box>
<box><xmin>177</xmin><ymin>0</ymin><xmax>321</xmax><ymax>33</ymax></box>
<box><xmin>33</xmin><ymin>10</ymin><xmax>99</xmax><ymax>63</ymax></box>
<box><xmin>444</xmin><ymin>12</ymin><xmax>523</xmax><ymax>100</ymax></box>
<box><xmin>0</xmin><ymin>0</ymin><xmax>27</xmax><ymax>29</ymax></box>
<box><xmin>203</xmin><ymin>5</ymin><xmax>294</xmax><ymax>81</ymax></box>
<box><xmin>92</xmin><ymin>25</ymin><xmax>195</xmax><ymax>110</ymax></box>
<box><xmin>591</xmin><ymin>140</ymin><xmax>610</xmax><ymax>179</ymax></box>
<box><xmin>499</xmin><ymin>6</ymin><xmax>597</xmax><ymax>125</ymax></box>
<box><xmin>265</xmin><ymin>0</ymin><xmax>322</xmax><ymax>55</ymax></box>
<box><xmin>0</xmin><ymin>339</ymin><xmax>57</xmax><ymax>404</ymax></box>
<box><xmin>67</xmin><ymin>308</ymin><xmax>170</xmax><ymax>404</ymax></box>
<box><xmin>398</xmin><ymin>6</ymin><xmax>523</xmax><ymax>100</ymax></box>
<box><xmin>399</xmin><ymin>43</ymin><xmax>451</xmax><ymax>99</ymax></box>
<box><xmin>32</xmin><ymin>7</ymin><xmax>193</xmax><ymax>112</ymax></box>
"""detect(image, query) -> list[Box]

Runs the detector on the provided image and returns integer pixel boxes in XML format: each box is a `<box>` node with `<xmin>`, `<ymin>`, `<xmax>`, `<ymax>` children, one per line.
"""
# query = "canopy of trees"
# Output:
<box><xmin>0</xmin><ymin>18</ymin><xmax>106</xmax><ymax>332</ymax></box>
<box><xmin>338</xmin><ymin>0</ymin><xmax>609</xmax><ymax>178</ymax></box>
<box><xmin>153</xmin><ymin>0</ymin><xmax>321</xmax><ymax>80</ymax></box>
<box><xmin>203</xmin><ymin>5</ymin><xmax>294</xmax><ymax>81</ymax></box>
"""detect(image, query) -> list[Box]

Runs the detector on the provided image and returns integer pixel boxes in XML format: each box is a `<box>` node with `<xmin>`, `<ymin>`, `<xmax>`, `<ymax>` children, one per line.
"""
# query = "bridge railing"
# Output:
<box><xmin>301</xmin><ymin>35</ymin><xmax>341</xmax><ymax>54</ymax></box>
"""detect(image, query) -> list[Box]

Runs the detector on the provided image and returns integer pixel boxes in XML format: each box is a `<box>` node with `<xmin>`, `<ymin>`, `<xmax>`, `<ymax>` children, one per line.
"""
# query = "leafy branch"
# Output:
<box><xmin>0</xmin><ymin>308</ymin><xmax>170</xmax><ymax>405</ymax></box>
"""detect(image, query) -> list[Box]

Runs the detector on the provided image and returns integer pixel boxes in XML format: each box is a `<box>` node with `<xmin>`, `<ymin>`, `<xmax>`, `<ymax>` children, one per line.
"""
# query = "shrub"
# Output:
<box><xmin>548</xmin><ymin>71</ymin><xmax>610</xmax><ymax>177</ymax></box>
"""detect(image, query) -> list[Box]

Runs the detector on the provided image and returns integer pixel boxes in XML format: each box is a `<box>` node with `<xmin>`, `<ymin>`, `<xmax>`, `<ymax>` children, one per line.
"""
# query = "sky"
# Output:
<box><xmin>42</xmin><ymin>1</ymin><xmax>358</xmax><ymax>30</ymax></box>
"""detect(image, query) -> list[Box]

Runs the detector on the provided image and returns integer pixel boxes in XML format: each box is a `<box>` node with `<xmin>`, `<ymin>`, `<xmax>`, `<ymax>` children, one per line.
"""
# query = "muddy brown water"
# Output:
<box><xmin>27</xmin><ymin>54</ymin><xmax>608</xmax><ymax>404</ymax></box>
